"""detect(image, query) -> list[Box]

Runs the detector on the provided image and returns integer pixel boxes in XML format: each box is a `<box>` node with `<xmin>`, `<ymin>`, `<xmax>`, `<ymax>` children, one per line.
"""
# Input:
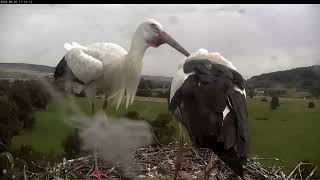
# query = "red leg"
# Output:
<box><xmin>88</xmin><ymin>145</ymin><xmax>108</xmax><ymax>179</ymax></box>
<box><xmin>88</xmin><ymin>98</ymin><xmax>108</xmax><ymax>179</ymax></box>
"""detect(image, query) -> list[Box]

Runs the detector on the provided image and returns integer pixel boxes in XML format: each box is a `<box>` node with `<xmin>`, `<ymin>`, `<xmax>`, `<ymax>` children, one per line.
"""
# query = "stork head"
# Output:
<box><xmin>139</xmin><ymin>19</ymin><xmax>190</xmax><ymax>57</ymax></box>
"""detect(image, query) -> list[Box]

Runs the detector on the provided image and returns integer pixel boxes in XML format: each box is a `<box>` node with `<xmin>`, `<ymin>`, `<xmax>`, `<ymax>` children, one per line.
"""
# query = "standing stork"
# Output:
<box><xmin>53</xmin><ymin>19</ymin><xmax>189</xmax><ymax>179</ymax></box>
<box><xmin>169</xmin><ymin>49</ymin><xmax>250</xmax><ymax>180</ymax></box>
<box><xmin>54</xmin><ymin>19</ymin><xmax>189</xmax><ymax>113</ymax></box>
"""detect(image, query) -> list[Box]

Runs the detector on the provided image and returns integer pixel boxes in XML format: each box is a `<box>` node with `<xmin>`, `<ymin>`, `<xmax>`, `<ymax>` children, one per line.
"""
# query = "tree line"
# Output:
<box><xmin>0</xmin><ymin>79</ymin><xmax>51</xmax><ymax>148</ymax></box>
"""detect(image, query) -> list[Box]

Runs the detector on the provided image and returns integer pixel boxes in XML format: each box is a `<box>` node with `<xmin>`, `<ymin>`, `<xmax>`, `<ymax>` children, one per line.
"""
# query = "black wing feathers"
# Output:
<box><xmin>169</xmin><ymin>59</ymin><xmax>250</xmax><ymax>177</ymax></box>
<box><xmin>54</xmin><ymin>56</ymin><xmax>85</xmax><ymax>85</ymax></box>
<box><xmin>227</xmin><ymin>90</ymin><xmax>250</xmax><ymax>157</ymax></box>
<box><xmin>183</xmin><ymin>59</ymin><xmax>245</xmax><ymax>90</ymax></box>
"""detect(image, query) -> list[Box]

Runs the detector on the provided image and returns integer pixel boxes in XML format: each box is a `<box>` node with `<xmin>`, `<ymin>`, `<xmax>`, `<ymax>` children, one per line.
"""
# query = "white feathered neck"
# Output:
<box><xmin>112</xmin><ymin>25</ymin><xmax>149</xmax><ymax>110</ymax></box>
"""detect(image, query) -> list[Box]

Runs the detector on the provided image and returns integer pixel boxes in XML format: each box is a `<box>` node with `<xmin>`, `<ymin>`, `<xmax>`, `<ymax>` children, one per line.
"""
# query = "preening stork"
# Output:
<box><xmin>53</xmin><ymin>19</ymin><xmax>189</xmax><ymax>179</ymax></box>
<box><xmin>169</xmin><ymin>49</ymin><xmax>250</xmax><ymax>179</ymax></box>
<box><xmin>54</xmin><ymin>19</ymin><xmax>189</xmax><ymax>113</ymax></box>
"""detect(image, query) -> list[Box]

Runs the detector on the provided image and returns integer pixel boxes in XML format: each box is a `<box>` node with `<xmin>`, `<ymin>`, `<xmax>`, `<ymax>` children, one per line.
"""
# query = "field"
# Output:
<box><xmin>10</xmin><ymin>96</ymin><xmax>320</xmax><ymax>173</ymax></box>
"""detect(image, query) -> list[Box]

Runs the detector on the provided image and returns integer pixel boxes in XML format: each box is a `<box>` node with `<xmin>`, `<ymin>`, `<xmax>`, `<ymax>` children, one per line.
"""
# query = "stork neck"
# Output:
<box><xmin>126</xmin><ymin>32</ymin><xmax>149</xmax><ymax>62</ymax></box>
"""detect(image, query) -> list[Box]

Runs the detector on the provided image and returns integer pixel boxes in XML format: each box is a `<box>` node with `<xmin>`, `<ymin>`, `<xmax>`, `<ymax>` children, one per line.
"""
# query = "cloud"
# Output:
<box><xmin>0</xmin><ymin>4</ymin><xmax>319</xmax><ymax>79</ymax></box>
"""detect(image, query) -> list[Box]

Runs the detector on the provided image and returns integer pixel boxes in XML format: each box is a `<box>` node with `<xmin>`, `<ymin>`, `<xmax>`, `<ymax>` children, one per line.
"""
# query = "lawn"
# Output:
<box><xmin>10</xmin><ymin>96</ymin><xmax>320</xmax><ymax>174</ymax></box>
<box><xmin>10</xmin><ymin>96</ymin><xmax>170</xmax><ymax>153</ymax></box>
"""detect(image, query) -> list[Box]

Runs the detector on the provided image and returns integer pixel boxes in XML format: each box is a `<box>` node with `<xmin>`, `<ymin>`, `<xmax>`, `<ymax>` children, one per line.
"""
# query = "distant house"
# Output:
<box><xmin>255</xmin><ymin>89</ymin><xmax>265</xmax><ymax>95</ymax></box>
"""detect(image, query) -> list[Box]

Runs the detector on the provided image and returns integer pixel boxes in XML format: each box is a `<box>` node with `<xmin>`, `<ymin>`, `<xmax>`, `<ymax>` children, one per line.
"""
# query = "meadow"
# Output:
<box><xmin>10</xmin><ymin>96</ymin><xmax>320</xmax><ymax>173</ymax></box>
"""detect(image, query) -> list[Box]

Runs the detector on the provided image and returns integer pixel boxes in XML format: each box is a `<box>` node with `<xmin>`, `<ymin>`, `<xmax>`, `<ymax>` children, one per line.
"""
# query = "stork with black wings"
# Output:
<box><xmin>169</xmin><ymin>49</ymin><xmax>250</xmax><ymax>180</ymax></box>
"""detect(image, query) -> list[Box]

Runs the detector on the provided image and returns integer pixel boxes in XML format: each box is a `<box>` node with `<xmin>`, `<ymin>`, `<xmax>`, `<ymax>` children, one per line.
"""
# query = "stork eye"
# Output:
<box><xmin>150</xmin><ymin>23</ymin><xmax>160</xmax><ymax>33</ymax></box>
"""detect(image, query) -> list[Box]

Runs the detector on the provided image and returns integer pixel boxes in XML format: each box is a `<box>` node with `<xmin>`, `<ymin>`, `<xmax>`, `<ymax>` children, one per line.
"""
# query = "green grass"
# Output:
<box><xmin>247</xmin><ymin>97</ymin><xmax>320</xmax><ymax>172</ymax></box>
<box><xmin>10</xmin><ymin>96</ymin><xmax>320</xmax><ymax>174</ymax></box>
<box><xmin>10</xmin><ymin>96</ymin><xmax>170</xmax><ymax>154</ymax></box>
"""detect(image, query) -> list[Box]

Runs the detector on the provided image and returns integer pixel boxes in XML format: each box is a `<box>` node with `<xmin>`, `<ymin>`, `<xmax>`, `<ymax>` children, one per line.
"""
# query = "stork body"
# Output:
<box><xmin>54</xmin><ymin>19</ymin><xmax>189</xmax><ymax>179</ymax></box>
<box><xmin>54</xmin><ymin>19</ymin><xmax>189</xmax><ymax>111</ymax></box>
<box><xmin>169</xmin><ymin>49</ymin><xmax>250</xmax><ymax>179</ymax></box>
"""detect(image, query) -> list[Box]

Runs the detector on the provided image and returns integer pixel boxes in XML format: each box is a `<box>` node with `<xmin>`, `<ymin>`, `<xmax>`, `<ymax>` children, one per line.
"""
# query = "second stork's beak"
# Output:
<box><xmin>159</xmin><ymin>31</ymin><xmax>190</xmax><ymax>57</ymax></box>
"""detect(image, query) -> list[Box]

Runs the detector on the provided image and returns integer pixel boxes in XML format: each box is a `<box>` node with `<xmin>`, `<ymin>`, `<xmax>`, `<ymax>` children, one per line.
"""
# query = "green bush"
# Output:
<box><xmin>149</xmin><ymin>113</ymin><xmax>176</xmax><ymax>145</ymax></box>
<box><xmin>0</xmin><ymin>95</ymin><xmax>20</xmax><ymax>146</ymax></box>
<box><xmin>62</xmin><ymin>129</ymin><xmax>83</xmax><ymax>159</ymax></box>
<box><xmin>0</xmin><ymin>80</ymin><xmax>9</xmax><ymax>94</ymax></box>
<box><xmin>308</xmin><ymin>101</ymin><xmax>315</xmax><ymax>108</ymax></box>
<box><xmin>25</xmin><ymin>80</ymin><xmax>51</xmax><ymax>109</ymax></box>
<box><xmin>8</xmin><ymin>82</ymin><xmax>35</xmax><ymax>131</ymax></box>
<box><xmin>10</xmin><ymin>144</ymin><xmax>46</xmax><ymax>174</ymax></box>
<box><xmin>136</xmin><ymin>89</ymin><xmax>151</xmax><ymax>97</ymax></box>
<box><xmin>126</xmin><ymin>111</ymin><xmax>140</xmax><ymax>120</ymax></box>
<box><xmin>261</xmin><ymin>97</ymin><xmax>268</xmax><ymax>102</ymax></box>
<box><xmin>270</xmin><ymin>96</ymin><xmax>280</xmax><ymax>110</ymax></box>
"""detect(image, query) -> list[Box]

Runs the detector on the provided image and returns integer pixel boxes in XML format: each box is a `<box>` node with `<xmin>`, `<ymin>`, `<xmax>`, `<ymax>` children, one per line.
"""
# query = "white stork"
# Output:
<box><xmin>169</xmin><ymin>49</ymin><xmax>250</xmax><ymax>179</ymax></box>
<box><xmin>54</xmin><ymin>19</ymin><xmax>189</xmax><ymax>113</ymax></box>
<box><xmin>53</xmin><ymin>19</ymin><xmax>189</xmax><ymax>179</ymax></box>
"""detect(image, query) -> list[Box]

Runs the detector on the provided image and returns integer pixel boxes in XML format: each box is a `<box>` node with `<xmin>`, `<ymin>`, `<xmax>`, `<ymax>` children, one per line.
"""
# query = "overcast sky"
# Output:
<box><xmin>0</xmin><ymin>4</ymin><xmax>319</xmax><ymax>78</ymax></box>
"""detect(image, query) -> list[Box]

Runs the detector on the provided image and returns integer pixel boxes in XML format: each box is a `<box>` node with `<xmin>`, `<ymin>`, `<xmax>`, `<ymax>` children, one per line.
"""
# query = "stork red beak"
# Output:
<box><xmin>149</xmin><ymin>31</ymin><xmax>190</xmax><ymax>57</ymax></box>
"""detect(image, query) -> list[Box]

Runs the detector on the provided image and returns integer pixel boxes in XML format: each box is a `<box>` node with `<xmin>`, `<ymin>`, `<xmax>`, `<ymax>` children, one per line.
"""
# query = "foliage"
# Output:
<box><xmin>308</xmin><ymin>101</ymin><xmax>315</xmax><ymax>109</ymax></box>
<box><xmin>24</xmin><ymin>80</ymin><xmax>51</xmax><ymax>109</ymax></box>
<box><xmin>8</xmin><ymin>81</ymin><xmax>35</xmax><ymax>130</ymax></box>
<box><xmin>270</xmin><ymin>96</ymin><xmax>280</xmax><ymax>110</ymax></box>
<box><xmin>138</xmin><ymin>78</ymin><xmax>171</xmax><ymax>89</ymax></box>
<box><xmin>0</xmin><ymin>95</ymin><xmax>20</xmax><ymax>146</ymax></box>
<box><xmin>62</xmin><ymin>129</ymin><xmax>83</xmax><ymax>159</ymax></box>
<box><xmin>125</xmin><ymin>111</ymin><xmax>140</xmax><ymax>120</ymax></box>
<box><xmin>261</xmin><ymin>97</ymin><xmax>268</xmax><ymax>102</ymax></box>
<box><xmin>246</xmin><ymin>86</ymin><xmax>255</xmax><ymax>98</ymax></box>
<box><xmin>0</xmin><ymin>79</ymin><xmax>52</xmax><ymax>146</ymax></box>
<box><xmin>247</xmin><ymin>65</ymin><xmax>320</xmax><ymax>97</ymax></box>
<box><xmin>149</xmin><ymin>113</ymin><xmax>176</xmax><ymax>145</ymax></box>
<box><xmin>1</xmin><ymin>145</ymin><xmax>65</xmax><ymax>179</ymax></box>
<box><xmin>136</xmin><ymin>89</ymin><xmax>152</xmax><ymax>97</ymax></box>
<box><xmin>0</xmin><ymin>80</ymin><xmax>10</xmax><ymax>95</ymax></box>
<box><xmin>136</xmin><ymin>89</ymin><xmax>170</xmax><ymax>98</ymax></box>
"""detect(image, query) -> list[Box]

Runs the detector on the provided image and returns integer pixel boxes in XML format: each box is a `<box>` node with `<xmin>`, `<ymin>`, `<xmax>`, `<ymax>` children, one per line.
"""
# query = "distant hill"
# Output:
<box><xmin>0</xmin><ymin>63</ymin><xmax>54</xmax><ymax>74</ymax></box>
<box><xmin>247</xmin><ymin>65</ymin><xmax>320</xmax><ymax>97</ymax></box>
<box><xmin>0</xmin><ymin>63</ymin><xmax>173</xmax><ymax>82</ymax></box>
<box><xmin>141</xmin><ymin>75</ymin><xmax>173</xmax><ymax>82</ymax></box>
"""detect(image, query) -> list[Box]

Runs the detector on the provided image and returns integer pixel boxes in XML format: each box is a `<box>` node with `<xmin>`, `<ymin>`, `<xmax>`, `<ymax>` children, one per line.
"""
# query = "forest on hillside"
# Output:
<box><xmin>247</xmin><ymin>65</ymin><xmax>320</xmax><ymax>97</ymax></box>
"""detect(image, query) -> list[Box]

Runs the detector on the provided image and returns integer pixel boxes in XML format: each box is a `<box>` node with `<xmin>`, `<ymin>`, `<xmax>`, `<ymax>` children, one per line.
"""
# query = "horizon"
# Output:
<box><xmin>1</xmin><ymin>4</ymin><xmax>320</xmax><ymax>79</ymax></box>
<box><xmin>1</xmin><ymin>62</ymin><xmax>319</xmax><ymax>80</ymax></box>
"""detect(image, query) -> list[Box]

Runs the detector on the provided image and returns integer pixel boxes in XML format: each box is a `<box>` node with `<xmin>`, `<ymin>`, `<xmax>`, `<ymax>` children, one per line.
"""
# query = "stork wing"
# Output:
<box><xmin>64</xmin><ymin>48</ymin><xmax>104</xmax><ymax>84</ymax></box>
<box><xmin>227</xmin><ymin>89</ymin><xmax>250</xmax><ymax>158</ymax></box>
<box><xmin>184</xmin><ymin>59</ymin><xmax>245</xmax><ymax>90</ymax></box>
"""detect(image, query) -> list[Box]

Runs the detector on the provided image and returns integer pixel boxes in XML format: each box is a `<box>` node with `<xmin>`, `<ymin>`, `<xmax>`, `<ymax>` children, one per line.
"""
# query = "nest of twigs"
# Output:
<box><xmin>14</xmin><ymin>143</ymin><xmax>317</xmax><ymax>180</ymax></box>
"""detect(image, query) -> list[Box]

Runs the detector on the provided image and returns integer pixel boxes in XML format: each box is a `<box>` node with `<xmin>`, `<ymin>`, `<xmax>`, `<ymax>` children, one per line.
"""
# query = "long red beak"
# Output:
<box><xmin>159</xmin><ymin>31</ymin><xmax>190</xmax><ymax>57</ymax></box>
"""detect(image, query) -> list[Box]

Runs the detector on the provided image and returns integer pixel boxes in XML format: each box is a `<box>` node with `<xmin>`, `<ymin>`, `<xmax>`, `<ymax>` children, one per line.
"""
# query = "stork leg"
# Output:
<box><xmin>174</xmin><ymin>122</ymin><xmax>184</xmax><ymax>180</ymax></box>
<box><xmin>91</xmin><ymin>101</ymin><xmax>95</xmax><ymax>115</ymax></box>
<box><xmin>88</xmin><ymin>98</ymin><xmax>107</xmax><ymax>179</ymax></box>
<box><xmin>204</xmin><ymin>152</ymin><xmax>215</xmax><ymax>180</ymax></box>
<box><xmin>102</xmin><ymin>95</ymin><xmax>108</xmax><ymax>113</ymax></box>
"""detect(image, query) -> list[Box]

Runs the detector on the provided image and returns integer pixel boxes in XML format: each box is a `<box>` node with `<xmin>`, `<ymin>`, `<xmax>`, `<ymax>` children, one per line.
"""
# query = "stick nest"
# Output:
<box><xmin>21</xmin><ymin>143</ymin><xmax>316</xmax><ymax>180</ymax></box>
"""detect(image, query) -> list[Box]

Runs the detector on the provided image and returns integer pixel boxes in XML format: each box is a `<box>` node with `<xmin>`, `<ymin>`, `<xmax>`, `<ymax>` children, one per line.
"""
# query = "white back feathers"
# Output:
<box><xmin>186</xmin><ymin>49</ymin><xmax>237</xmax><ymax>71</ymax></box>
<box><xmin>170</xmin><ymin>49</ymin><xmax>243</xmax><ymax>102</ymax></box>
